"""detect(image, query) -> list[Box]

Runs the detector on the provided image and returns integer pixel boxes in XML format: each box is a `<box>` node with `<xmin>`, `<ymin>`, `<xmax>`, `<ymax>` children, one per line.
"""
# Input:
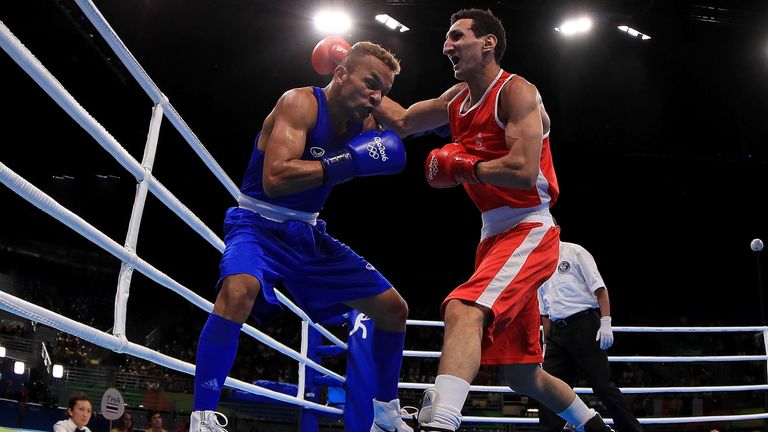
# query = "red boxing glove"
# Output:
<box><xmin>311</xmin><ymin>36</ymin><xmax>351</xmax><ymax>75</ymax></box>
<box><xmin>425</xmin><ymin>143</ymin><xmax>484</xmax><ymax>188</ymax></box>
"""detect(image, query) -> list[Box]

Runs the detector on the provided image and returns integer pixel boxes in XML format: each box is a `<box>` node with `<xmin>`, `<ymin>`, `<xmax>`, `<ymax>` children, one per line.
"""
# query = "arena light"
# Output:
<box><xmin>0</xmin><ymin>346</ymin><xmax>5</xmax><ymax>357</ymax></box>
<box><xmin>618</xmin><ymin>25</ymin><xmax>652</xmax><ymax>40</ymax></box>
<box><xmin>374</xmin><ymin>14</ymin><xmax>409</xmax><ymax>33</ymax></box>
<box><xmin>13</xmin><ymin>361</ymin><xmax>25</xmax><ymax>375</ymax></box>
<box><xmin>555</xmin><ymin>16</ymin><xmax>593</xmax><ymax>36</ymax></box>
<box><xmin>314</xmin><ymin>10</ymin><xmax>352</xmax><ymax>35</ymax></box>
<box><xmin>52</xmin><ymin>364</ymin><xmax>64</xmax><ymax>378</ymax></box>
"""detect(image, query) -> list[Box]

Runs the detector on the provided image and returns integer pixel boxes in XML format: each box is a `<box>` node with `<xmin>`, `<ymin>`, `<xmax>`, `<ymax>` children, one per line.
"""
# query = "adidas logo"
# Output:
<box><xmin>201</xmin><ymin>378</ymin><xmax>220</xmax><ymax>391</ymax></box>
<box><xmin>310</xmin><ymin>147</ymin><xmax>325</xmax><ymax>158</ymax></box>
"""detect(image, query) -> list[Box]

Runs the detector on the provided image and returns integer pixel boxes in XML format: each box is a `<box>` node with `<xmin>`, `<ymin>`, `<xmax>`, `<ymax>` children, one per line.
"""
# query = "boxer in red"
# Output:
<box><xmin>375</xmin><ymin>8</ymin><xmax>615</xmax><ymax>432</ymax></box>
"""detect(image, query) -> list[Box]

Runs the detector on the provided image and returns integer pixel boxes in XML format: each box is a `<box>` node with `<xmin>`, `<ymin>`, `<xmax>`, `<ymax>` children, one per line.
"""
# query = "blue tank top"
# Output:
<box><xmin>239</xmin><ymin>87</ymin><xmax>363</xmax><ymax>213</ymax></box>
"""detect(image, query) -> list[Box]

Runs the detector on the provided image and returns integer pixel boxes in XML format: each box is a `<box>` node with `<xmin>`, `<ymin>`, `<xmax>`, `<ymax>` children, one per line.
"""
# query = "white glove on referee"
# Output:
<box><xmin>595</xmin><ymin>316</ymin><xmax>613</xmax><ymax>350</ymax></box>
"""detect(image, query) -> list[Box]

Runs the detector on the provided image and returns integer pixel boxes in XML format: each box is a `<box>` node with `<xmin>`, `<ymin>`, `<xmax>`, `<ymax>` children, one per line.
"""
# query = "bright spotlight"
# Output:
<box><xmin>314</xmin><ymin>10</ymin><xmax>352</xmax><ymax>34</ymax></box>
<box><xmin>13</xmin><ymin>361</ymin><xmax>25</xmax><ymax>375</ymax></box>
<box><xmin>0</xmin><ymin>347</ymin><xmax>5</xmax><ymax>357</ymax></box>
<box><xmin>52</xmin><ymin>364</ymin><xmax>64</xmax><ymax>378</ymax></box>
<box><xmin>374</xmin><ymin>14</ymin><xmax>409</xmax><ymax>33</ymax></box>
<box><xmin>557</xmin><ymin>16</ymin><xmax>593</xmax><ymax>36</ymax></box>
<box><xmin>617</xmin><ymin>25</ymin><xmax>652</xmax><ymax>40</ymax></box>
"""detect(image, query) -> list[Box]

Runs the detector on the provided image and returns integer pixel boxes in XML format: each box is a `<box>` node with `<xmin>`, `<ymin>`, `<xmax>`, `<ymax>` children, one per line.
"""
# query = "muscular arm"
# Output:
<box><xmin>475</xmin><ymin>76</ymin><xmax>543</xmax><ymax>189</ymax></box>
<box><xmin>261</xmin><ymin>88</ymin><xmax>326</xmax><ymax>197</ymax></box>
<box><xmin>595</xmin><ymin>287</ymin><xmax>611</xmax><ymax>318</ymax></box>
<box><xmin>374</xmin><ymin>84</ymin><xmax>464</xmax><ymax>137</ymax></box>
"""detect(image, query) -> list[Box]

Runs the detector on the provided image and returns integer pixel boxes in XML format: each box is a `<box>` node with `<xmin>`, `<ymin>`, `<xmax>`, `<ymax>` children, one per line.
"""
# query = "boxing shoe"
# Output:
<box><xmin>415</xmin><ymin>389</ymin><xmax>455</xmax><ymax>432</ymax></box>
<box><xmin>190</xmin><ymin>410</ymin><xmax>228</xmax><ymax>432</ymax></box>
<box><xmin>370</xmin><ymin>398</ymin><xmax>415</xmax><ymax>432</ymax></box>
<box><xmin>564</xmin><ymin>412</ymin><xmax>616</xmax><ymax>432</ymax></box>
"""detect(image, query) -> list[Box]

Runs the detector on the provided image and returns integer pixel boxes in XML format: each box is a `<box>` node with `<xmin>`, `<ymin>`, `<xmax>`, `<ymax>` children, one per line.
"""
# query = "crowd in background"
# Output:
<box><xmin>0</xmin><ymin>245</ymin><xmax>767</xmax><ymax>427</ymax></box>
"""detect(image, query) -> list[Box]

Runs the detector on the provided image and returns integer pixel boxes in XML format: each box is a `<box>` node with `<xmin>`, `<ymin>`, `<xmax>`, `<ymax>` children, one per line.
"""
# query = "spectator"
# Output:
<box><xmin>146</xmin><ymin>411</ymin><xmax>169</xmax><ymax>432</ymax></box>
<box><xmin>111</xmin><ymin>412</ymin><xmax>135</xmax><ymax>432</ymax></box>
<box><xmin>53</xmin><ymin>392</ymin><xmax>92</xmax><ymax>432</ymax></box>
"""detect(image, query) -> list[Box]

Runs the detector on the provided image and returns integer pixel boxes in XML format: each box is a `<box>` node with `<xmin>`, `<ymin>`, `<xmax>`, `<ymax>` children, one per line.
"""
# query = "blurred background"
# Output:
<box><xmin>0</xmin><ymin>0</ymin><xmax>767</xmax><ymax>430</ymax></box>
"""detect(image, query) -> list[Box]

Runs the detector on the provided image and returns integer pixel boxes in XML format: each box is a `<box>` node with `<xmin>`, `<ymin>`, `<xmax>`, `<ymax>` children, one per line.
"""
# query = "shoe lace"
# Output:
<box><xmin>401</xmin><ymin>405</ymin><xmax>419</xmax><ymax>424</ymax></box>
<box><xmin>201</xmin><ymin>411</ymin><xmax>228</xmax><ymax>431</ymax></box>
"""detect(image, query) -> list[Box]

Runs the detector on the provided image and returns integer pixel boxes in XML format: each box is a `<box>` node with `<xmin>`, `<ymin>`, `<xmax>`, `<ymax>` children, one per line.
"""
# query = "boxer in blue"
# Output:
<box><xmin>190</xmin><ymin>42</ymin><xmax>412</xmax><ymax>432</ymax></box>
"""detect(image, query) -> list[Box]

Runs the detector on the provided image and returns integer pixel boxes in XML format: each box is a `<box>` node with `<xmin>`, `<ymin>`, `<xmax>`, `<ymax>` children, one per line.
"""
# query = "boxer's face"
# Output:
<box><xmin>338</xmin><ymin>55</ymin><xmax>394</xmax><ymax>122</ymax></box>
<box><xmin>444</xmin><ymin>18</ymin><xmax>486</xmax><ymax>80</ymax></box>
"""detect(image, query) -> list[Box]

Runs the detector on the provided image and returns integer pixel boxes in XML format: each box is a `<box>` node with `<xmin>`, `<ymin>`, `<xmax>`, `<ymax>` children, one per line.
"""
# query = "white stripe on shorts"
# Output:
<box><xmin>475</xmin><ymin>223</ymin><xmax>549</xmax><ymax>309</ymax></box>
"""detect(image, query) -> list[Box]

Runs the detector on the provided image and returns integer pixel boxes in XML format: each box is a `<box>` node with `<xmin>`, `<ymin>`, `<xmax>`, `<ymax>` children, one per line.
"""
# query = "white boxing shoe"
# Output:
<box><xmin>370</xmin><ymin>398</ymin><xmax>416</xmax><ymax>432</ymax></box>
<box><xmin>190</xmin><ymin>410</ymin><xmax>228</xmax><ymax>432</ymax></box>
<box><xmin>415</xmin><ymin>389</ymin><xmax>456</xmax><ymax>431</ymax></box>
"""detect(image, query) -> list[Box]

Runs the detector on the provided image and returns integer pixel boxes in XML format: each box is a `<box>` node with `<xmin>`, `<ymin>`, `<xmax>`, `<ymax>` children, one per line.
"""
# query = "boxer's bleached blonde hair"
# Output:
<box><xmin>342</xmin><ymin>41</ymin><xmax>401</xmax><ymax>75</ymax></box>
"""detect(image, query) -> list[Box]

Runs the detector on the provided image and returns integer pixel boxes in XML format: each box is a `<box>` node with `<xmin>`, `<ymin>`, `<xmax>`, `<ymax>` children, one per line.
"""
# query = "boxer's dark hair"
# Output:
<box><xmin>451</xmin><ymin>9</ymin><xmax>506</xmax><ymax>64</ymax></box>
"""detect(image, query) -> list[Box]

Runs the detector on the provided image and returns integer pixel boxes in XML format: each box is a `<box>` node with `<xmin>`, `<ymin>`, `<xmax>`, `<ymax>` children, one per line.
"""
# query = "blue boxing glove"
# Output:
<box><xmin>321</xmin><ymin>129</ymin><xmax>407</xmax><ymax>185</ymax></box>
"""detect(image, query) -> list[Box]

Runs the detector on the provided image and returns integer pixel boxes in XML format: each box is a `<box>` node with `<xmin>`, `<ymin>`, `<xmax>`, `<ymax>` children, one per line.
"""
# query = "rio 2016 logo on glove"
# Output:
<box><xmin>427</xmin><ymin>154</ymin><xmax>439</xmax><ymax>180</ymax></box>
<box><xmin>366</xmin><ymin>137</ymin><xmax>389</xmax><ymax>161</ymax></box>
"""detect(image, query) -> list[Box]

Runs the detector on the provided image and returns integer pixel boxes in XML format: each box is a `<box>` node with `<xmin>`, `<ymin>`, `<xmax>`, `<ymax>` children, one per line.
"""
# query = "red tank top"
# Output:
<box><xmin>447</xmin><ymin>70</ymin><xmax>559</xmax><ymax>213</ymax></box>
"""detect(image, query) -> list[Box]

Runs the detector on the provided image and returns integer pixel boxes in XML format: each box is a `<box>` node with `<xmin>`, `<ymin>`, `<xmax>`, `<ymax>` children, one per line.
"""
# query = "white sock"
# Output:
<box><xmin>431</xmin><ymin>374</ymin><xmax>471</xmax><ymax>429</ymax></box>
<box><xmin>557</xmin><ymin>397</ymin><xmax>595</xmax><ymax>427</ymax></box>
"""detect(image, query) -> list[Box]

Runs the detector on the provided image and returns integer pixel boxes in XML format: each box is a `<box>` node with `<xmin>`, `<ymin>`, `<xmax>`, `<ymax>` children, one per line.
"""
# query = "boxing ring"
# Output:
<box><xmin>2</xmin><ymin>1</ymin><xmax>768</xmax><ymax>430</ymax></box>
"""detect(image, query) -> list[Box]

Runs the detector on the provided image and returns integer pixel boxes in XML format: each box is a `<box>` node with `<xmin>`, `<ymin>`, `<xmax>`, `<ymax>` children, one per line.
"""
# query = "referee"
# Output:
<box><xmin>537</xmin><ymin>240</ymin><xmax>643</xmax><ymax>432</ymax></box>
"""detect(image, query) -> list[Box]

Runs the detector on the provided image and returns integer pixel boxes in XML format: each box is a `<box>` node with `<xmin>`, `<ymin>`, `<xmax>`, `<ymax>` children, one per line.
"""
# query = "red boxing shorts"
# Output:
<box><xmin>442</xmin><ymin>221</ymin><xmax>560</xmax><ymax>365</ymax></box>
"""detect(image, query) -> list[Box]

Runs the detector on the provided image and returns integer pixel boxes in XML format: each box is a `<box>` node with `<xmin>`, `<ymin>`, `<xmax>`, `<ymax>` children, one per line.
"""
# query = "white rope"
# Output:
<box><xmin>0</xmin><ymin>290</ymin><xmax>341</xmax><ymax>415</ymax></box>
<box><xmin>274</xmin><ymin>290</ymin><xmax>347</xmax><ymax>350</ymax></box>
<box><xmin>399</xmin><ymin>382</ymin><xmax>768</xmax><ymax>394</ymax></box>
<box><xmin>405</xmin><ymin>349</ymin><xmax>767</xmax><ymax>362</ymax></box>
<box><xmin>404</xmin><ymin>320</ymin><xmax>768</xmax><ymax>425</ymax></box>
<box><xmin>72</xmin><ymin>0</ymin><xmax>240</xmax><ymax>199</ymax></box>
<box><xmin>4</xmin><ymin>1</ymin><xmax>767</xmax><ymax>425</ymax></box>
<box><xmin>0</xmin><ymin>161</ymin><xmax>342</xmax><ymax>382</ymax></box>
<box><xmin>407</xmin><ymin>319</ymin><xmax>768</xmax><ymax>333</ymax></box>
<box><xmin>461</xmin><ymin>412</ymin><xmax>768</xmax><ymax>424</ymax></box>
<box><xmin>1</xmin><ymin>10</ymin><xmax>346</xmax><ymax>393</ymax></box>
<box><xmin>406</xmin><ymin>319</ymin><xmax>445</xmax><ymax>327</ymax></box>
<box><xmin>0</xmin><ymin>20</ymin><xmax>224</xmax><ymax>254</ymax></box>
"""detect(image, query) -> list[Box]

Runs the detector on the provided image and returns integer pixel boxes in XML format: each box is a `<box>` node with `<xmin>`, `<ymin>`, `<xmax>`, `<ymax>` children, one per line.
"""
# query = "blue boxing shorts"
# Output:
<box><xmin>217</xmin><ymin>207</ymin><xmax>392</xmax><ymax>324</ymax></box>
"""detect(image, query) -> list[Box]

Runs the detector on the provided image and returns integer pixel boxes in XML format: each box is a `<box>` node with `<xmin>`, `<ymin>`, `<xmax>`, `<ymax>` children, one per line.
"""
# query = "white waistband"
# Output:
<box><xmin>238</xmin><ymin>194</ymin><xmax>319</xmax><ymax>225</ymax></box>
<box><xmin>480</xmin><ymin>204</ymin><xmax>553</xmax><ymax>240</ymax></box>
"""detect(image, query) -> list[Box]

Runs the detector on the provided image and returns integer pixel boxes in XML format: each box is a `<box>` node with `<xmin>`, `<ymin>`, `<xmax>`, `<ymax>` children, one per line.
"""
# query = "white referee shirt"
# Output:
<box><xmin>53</xmin><ymin>419</ymin><xmax>92</xmax><ymax>432</ymax></box>
<box><xmin>538</xmin><ymin>241</ymin><xmax>605</xmax><ymax>320</ymax></box>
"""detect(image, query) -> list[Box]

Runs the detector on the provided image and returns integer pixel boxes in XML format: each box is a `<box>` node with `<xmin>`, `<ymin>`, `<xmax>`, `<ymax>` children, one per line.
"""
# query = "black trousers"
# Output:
<box><xmin>539</xmin><ymin>309</ymin><xmax>643</xmax><ymax>432</ymax></box>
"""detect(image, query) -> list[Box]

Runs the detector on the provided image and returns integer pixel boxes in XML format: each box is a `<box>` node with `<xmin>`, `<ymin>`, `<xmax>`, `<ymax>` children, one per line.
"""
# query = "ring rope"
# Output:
<box><xmin>0</xmin><ymin>20</ymin><xmax>225</xmax><ymax>253</ymax></box>
<box><xmin>460</xmin><ymin>412</ymin><xmax>768</xmax><ymax>425</ymax></box>
<box><xmin>0</xmin><ymin>290</ymin><xmax>341</xmax><ymax>414</ymax></box>
<box><xmin>0</xmin><ymin>160</ymin><xmax>342</xmax><ymax>382</ymax></box>
<box><xmin>404</xmin><ymin>350</ymin><xmax>768</xmax><ymax>362</ymax></box>
<box><xmin>398</xmin><ymin>382</ymin><xmax>768</xmax><ymax>394</ymax></box>
<box><xmin>2</xmin><ymin>2</ymin><xmax>767</xmax><ymax>426</ymax></box>
<box><xmin>0</xmin><ymin>7</ymin><xmax>348</xmax><ymax>388</ymax></box>
<box><xmin>114</xmin><ymin>102</ymin><xmax>164</xmax><ymax>335</ymax></box>
<box><xmin>274</xmin><ymin>290</ymin><xmax>347</xmax><ymax>350</ymax></box>
<box><xmin>72</xmin><ymin>0</ymin><xmax>240</xmax><ymax>199</ymax></box>
<box><xmin>408</xmin><ymin>319</ymin><xmax>768</xmax><ymax>333</ymax></box>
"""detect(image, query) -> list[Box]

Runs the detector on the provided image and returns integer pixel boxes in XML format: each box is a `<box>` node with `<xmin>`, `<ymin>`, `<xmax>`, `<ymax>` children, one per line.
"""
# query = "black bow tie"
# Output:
<box><xmin>76</xmin><ymin>428</ymin><xmax>87</xmax><ymax>432</ymax></box>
